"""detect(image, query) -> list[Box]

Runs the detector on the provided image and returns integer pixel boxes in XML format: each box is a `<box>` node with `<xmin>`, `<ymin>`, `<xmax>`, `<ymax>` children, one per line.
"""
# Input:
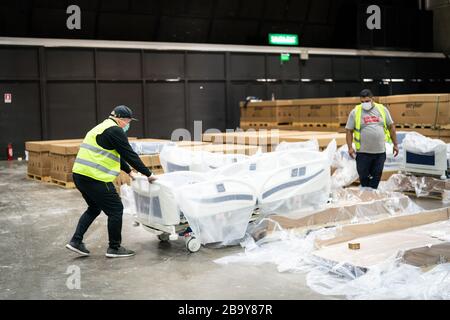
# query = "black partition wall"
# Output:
<box><xmin>1</xmin><ymin>45</ymin><xmax>449</xmax><ymax>159</ymax></box>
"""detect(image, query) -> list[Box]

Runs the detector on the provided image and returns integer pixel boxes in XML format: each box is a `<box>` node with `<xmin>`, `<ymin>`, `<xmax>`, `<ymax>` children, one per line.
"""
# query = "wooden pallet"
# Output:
<box><xmin>395</xmin><ymin>123</ymin><xmax>435</xmax><ymax>129</ymax></box>
<box><xmin>240</xmin><ymin>122</ymin><xmax>283</xmax><ymax>129</ymax></box>
<box><xmin>27</xmin><ymin>173</ymin><xmax>52</xmax><ymax>183</ymax></box>
<box><xmin>293</xmin><ymin>122</ymin><xmax>341</xmax><ymax>128</ymax></box>
<box><xmin>50</xmin><ymin>178</ymin><xmax>76</xmax><ymax>189</ymax></box>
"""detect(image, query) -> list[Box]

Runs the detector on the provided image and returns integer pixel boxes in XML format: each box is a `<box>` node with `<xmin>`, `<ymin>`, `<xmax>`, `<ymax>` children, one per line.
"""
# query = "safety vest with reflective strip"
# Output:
<box><xmin>72</xmin><ymin>119</ymin><xmax>121</xmax><ymax>182</ymax></box>
<box><xmin>354</xmin><ymin>102</ymin><xmax>392</xmax><ymax>151</ymax></box>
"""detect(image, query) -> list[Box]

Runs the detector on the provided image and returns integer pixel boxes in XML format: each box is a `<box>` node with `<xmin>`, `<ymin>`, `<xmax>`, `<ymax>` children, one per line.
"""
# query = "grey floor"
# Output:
<box><xmin>0</xmin><ymin>161</ymin><xmax>332</xmax><ymax>300</ymax></box>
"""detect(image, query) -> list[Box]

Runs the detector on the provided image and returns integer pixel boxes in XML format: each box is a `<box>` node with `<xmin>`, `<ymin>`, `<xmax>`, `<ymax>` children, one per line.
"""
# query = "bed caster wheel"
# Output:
<box><xmin>185</xmin><ymin>237</ymin><xmax>201</xmax><ymax>253</ymax></box>
<box><xmin>158</xmin><ymin>233</ymin><xmax>170</xmax><ymax>242</ymax></box>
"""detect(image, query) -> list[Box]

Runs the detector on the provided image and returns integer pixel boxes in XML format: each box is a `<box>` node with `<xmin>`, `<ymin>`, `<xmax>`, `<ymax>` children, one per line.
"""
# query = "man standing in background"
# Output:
<box><xmin>346</xmin><ymin>89</ymin><xmax>399</xmax><ymax>189</ymax></box>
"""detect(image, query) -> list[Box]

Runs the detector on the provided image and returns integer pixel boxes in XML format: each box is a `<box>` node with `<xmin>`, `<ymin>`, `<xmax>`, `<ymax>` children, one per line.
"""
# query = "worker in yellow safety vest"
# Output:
<box><xmin>66</xmin><ymin>105</ymin><xmax>157</xmax><ymax>258</ymax></box>
<box><xmin>345</xmin><ymin>89</ymin><xmax>399</xmax><ymax>189</ymax></box>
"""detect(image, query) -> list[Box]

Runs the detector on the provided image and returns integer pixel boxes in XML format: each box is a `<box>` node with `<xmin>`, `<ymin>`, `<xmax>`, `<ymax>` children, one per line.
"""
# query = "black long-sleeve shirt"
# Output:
<box><xmin>96</xmin><ymin>120</ymin><xmax>152</xmax><ymax>177</ymax></box>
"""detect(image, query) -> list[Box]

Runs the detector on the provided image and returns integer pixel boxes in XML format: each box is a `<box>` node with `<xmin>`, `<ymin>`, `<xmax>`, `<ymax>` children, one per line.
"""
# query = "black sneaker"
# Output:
<box><xmin>66</xmin><ymin>242</ymin><xmax>90</xmax><ymax>256</ymax></box>
<box><xmin>105</xmin><ymin>246</ymin><xmax>135</xmax><ymax>258</ymax></box>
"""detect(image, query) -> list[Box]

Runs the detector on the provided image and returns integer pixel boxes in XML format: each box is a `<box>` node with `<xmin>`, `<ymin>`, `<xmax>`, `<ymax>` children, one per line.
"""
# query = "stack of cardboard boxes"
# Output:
<box><xmin>240</xmin><ymin>94</ymin><xmax>450</xmax><ymax>137</ymax></box>
<box><xmin>26</xmin><ymin>139</ymin><xmax>82</xmax><ymax>182</ymax></box>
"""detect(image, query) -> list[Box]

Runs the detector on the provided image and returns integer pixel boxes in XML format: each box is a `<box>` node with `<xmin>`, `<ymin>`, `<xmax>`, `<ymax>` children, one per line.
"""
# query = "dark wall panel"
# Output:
<box><xmin>46</xmin><ymin>48</ymin><xmax>95</xmax><ymax>79</ymax></box>
<box><xmin>0</xmin><ymin>82</ymin><xmax>41</xmax><ymax>159</ymax></box>
<box><xmin>0</xmin><ymin>47</ymin><xmax>39</xmax><ymax>78</ymax></box>
<box><xmin>189</xmin><ymin>82</ymin><xmax>226</xmax><ymax>132</ymax></box>
<box><xmin>333</xmin><ymin>56</ymin><xmax>360</xmax><ymax>81</ymax></box>
<box><xmin>267</xmin><ymin>83</ymin><xmax>300</xmax><ymax>100</ymax></box>
<box><xmin>97</xmin><ymin>50</ymin><xmax>141</xmax><ymax>79</ymax></box>
<box><xmin>230</xmin><ymin>54</ymin><xmax>265</xmax><ymax>80</ymax></box>
<box><xmin>362</xmin><ymin>57</ymin><xmax>390</xmax><ymax>80</ymax></box>
<box><xmin>299</xmin><ymin>82</ymin><xmax>334</xmax><ymax>98</ymax></box>
<box><xmin>333</xmin><ymin>82</ymin><xmax>362</xmax><ymax>97</ymax></box>
<box><xmin>47</xmin><ymin>83</ymin><xmax>96</xmax><ymax>139</ymax></box>
<box><xmin>300</xmin><ymin>56</ymin><xmax>332</xmax><ymax>80</ymax></box>
<box><xmin>267</xmin><ymin>54</ymin><xmax>300</xmax><ymax>80</ymax></box>
<box><xmin>98</xmin><ymin>82</ymin><xmax>144</xmax><ymax>138</ymax></box>
<box><xmin>390</xmin><ymin>58</ymin><xmax>416</xmax><ymax>80</ymax></box>
<box><xmin>187</xmin><ymin>53</ymin><xmax>225</xmax><ymax>80</ymax></box>
<box><xmin>146</xmin><ymin>83</ymin><xmax>186</xmax><ymax>139</ymax></box>
<box><xmin>144</xmin><ymin>52</ymin><xmax>184</xmax><ymax>79</ymax></box>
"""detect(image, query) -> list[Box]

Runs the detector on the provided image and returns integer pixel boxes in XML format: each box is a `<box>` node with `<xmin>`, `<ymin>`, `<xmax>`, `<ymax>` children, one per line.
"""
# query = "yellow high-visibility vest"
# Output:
<box><xmin>72</xmin><ymin>119</ymin><xmax>121</xmax><ymax>182</ymax></box>
<box><xmin>354</xmin><ymin>103</ymin><xmax>392</xmax><ymax>151</ymax></box>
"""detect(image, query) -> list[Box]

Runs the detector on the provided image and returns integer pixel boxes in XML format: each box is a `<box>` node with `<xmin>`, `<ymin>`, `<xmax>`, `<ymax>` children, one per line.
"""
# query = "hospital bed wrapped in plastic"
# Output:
<box><xmin>216</xmin><ymin>149</ymin><xmax>331</xmax><ymax>217</ymax></box>
<box><xmin>159</xmin><ymin>145</ymin><xmax>250</xmax><ymax>173</ymax></box>
<box><xmin>129</xmin><ymin>148</ymin><xmax>332</xmax><ymax>252</ymax></box>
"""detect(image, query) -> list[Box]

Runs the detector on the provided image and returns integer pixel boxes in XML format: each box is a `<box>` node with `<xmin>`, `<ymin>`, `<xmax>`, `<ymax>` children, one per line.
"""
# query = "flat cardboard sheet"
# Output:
<box><xmin>313</xmin><ymin>219</ymin><xmax>450</xmax><ymax>270</ymax></box>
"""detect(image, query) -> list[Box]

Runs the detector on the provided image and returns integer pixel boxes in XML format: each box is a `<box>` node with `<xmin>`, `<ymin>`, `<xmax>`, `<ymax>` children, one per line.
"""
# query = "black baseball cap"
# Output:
<box><xmin>110</xmin><ymin>105</ymin><xmax>138</xmax><ymax>121</ymax></box>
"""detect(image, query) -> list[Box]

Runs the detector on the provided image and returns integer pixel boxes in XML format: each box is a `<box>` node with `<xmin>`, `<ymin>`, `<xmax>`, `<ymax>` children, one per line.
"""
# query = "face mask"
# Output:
<box><xmin>123</xmin><ymin>123</ymin><xmax>130</xmax><ymax>132</ymax></box>
<box><xmin>362</xmin><ymin>101</ymin><xmax>373</xmax><ymax>111</ymax></box>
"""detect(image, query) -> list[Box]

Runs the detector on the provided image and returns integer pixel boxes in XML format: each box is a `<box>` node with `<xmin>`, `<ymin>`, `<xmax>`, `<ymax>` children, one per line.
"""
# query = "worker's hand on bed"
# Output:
<box><xmin>348</xmin><ymin>147</ymin><xmax>356</xmax><ymax>159</ymax></box>
<box><xmin>148</xmin><ymin>175</ymin><xmax>158</xmax><ymax>184</ymax></box>
<box><xmin>393</xmin><ymin>145</ymin><xmax>399</xmax><ymax>158</ymax></box>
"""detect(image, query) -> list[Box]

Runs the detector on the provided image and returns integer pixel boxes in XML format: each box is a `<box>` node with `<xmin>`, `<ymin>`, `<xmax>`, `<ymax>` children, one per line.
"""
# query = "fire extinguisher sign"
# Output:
<box><xmin>4</xmin><ymin>93</ymin><xmax>12</xmax><ymax>104</ymax></box>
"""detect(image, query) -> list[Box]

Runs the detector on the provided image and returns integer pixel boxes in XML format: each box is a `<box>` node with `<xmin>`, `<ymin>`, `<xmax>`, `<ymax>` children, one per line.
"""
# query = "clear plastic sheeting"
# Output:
<box><xmin>275</xmin><ymin>139</ymin><xmax>319</xmax><ymax>152</ymax></box>
<box><xmin>177</xmin><ymin>178</ymin><xmax>257</xmax><ymax>245</ymax></box>
<box><xmin>331</xmin><ymin>144</ymin><xmax>358</xmax><ymax>189</ymax></box>
<box><xmin>131</xmin><ymin>172</ymin><xmax>208</xmax><ymax>226</ymax></box>
<box><xmin>120</xmin><ymin>184</ymin><xmax>136</xmax><ymax>216</ymax></box>
<box><xmin>130</xmin><ymin>141</ymin><xmax>172</xmax><ymax>155</ymax></box>
<box><xmin>215</xmin><ymin>213</ymin><xmax>450</xmax><ymax>299</ymax></box>
<box><xmin>306</xmin><ymin>257</ymin><xmax>450</xmax><ymax>300</ymax></box>
<box><xmin>403</xmin><ymin>132</ymin><xmax>446</xmax><ymax>154</ymax></box>
<box><xmin>381</xmin><ymin>173</ymin><xmax>450</xmax><ymax>198</ymax></box>
<box><xmin>215</xmin><ymin>149</ymin><xmax>331</xmax><ymax>217</ymax></box>
<box><xmin>159</xmin><ymin>145</ymin><xmax>250</xmax><ymax>173</ymax></box>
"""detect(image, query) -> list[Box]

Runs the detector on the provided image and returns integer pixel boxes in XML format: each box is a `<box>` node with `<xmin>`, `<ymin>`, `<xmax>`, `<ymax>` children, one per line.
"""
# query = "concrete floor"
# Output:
<box><xmin>0</xmin><ymin>161</ymin><xmax>332</xmax><ymax>300</ymax></box>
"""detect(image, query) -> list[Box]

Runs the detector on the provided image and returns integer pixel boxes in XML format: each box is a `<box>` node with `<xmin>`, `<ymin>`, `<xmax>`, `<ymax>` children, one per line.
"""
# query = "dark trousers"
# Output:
<box><xmin>71</xmin><ymin>173</ymin><xmax>123</xmax><ymax>249</ymax></box>
<box><xmin>356</xmin><ymin>152</ymin><xmax>386</xmax><ymax>189</ymax></box>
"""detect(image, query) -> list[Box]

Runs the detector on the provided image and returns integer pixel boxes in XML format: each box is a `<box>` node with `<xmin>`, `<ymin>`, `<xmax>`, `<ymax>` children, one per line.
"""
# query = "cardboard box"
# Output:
<box><xmin>280</xmin><ymin>133</ymin><xmax>347</xmax><ymax>148</ymax></box>
<box><xmin>25</xmin><ymin>139</ymin><xmax>83</xmax><ymax>152</ymax></box>
<box><xmin>293</xmin><ymin>98</ymin><xmax>338</xmax><ymax>124</ymax></box>
<box><xmin>240</xmin><ymin>100</ymin><xmax>299</xmax><ymax>124</ymax></box>
<box><xmin>26</xmin><ymin>140</ymin><xmax>82</xmax><ymax>177</ymax></box>
<box><xmin>380</xmin><ymin>94</ymin><xmax>450</xmax><ymax>126</ymax></box>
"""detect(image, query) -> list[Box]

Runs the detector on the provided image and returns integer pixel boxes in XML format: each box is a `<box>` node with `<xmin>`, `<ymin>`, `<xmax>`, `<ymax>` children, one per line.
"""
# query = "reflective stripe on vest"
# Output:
<box><xmin>72</xmin><ymin>119</ymin><xmax>121</xmax><ymax>182</ymax></box>
<box><xmin>354</xmin><ymin>103</ymin><xmax>392</xmax><ymax>151</ymax></box>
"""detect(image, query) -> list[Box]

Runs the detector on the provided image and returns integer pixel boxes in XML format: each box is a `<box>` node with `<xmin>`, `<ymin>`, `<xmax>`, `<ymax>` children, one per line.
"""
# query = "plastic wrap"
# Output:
<box><xmin>120</xmin><ymin>184</ymin><xmax>136</xmax><ymax>216</ymax></box>
<box><xmin>216</xmin><ymin>149</ymin><xmax>331</xmax><ymax>217</ymax></box>
<box><xmin>130</xmin><ymin>141</ymin><xmax>172</xmax><ymax>155</ymax></box>
<box><xmin>131</xmin><ymin>172</ymin><xmax>207</xmax><ymax>226</ymax></box>
<box><xmin>177</xmin><ymin>178</ymin><xmax>257</xmax><ymax>246</ymax></box>
<box><xmin>306</xmin><ymin>257</ymin><xmax>450</xmax><ymax>300</ymax></box>
<box><xmin>331</xmin><ymin>144</ymin><xmax>358</xmax><ymax>189</ymax></box>
<box><xmin>381</xmin><ymin>173</ymin><xmax>450</xmax><ymax>199</ymax></box>
<box><xmin>275</xmin><ymin>139</ymin><xmax>319</xmax><ymax>152</ymax></box>
<box><xmin>403</xmin><ymin>132</ymin><xmax>446</xmax><ymax>154</ymax></box>
<box><xmin>215</xmin><ymin>207</ymin><xmax>450</xmax><ymax>299</ymax></box>
<box><xmin>159</xmin><ymin>145</ymin><xmax>249</xmax><ymax>173</ymax></box>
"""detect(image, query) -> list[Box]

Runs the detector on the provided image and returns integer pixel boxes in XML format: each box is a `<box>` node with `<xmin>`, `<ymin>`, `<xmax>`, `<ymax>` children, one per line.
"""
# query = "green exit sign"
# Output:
<box><xmin>268</xmin><ymin>33</ymin><xmax>299</xmax><ymax>46</ymax></box>
<box><xmin>280</xmin><ymin>53</ymin><xmax>290</xmax><ymax>62</ymax></box>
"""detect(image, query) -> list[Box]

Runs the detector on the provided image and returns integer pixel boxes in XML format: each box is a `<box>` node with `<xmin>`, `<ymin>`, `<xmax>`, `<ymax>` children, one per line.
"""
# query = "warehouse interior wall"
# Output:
<box><xmin>1</xmin><ymin>45</ymin><xmax>449</xmax><ymax>160</ymax></box>
<box><xmin>426</xmin><ymin>0</ymin><xmax>450</xmax><ymax>54</ymax></box>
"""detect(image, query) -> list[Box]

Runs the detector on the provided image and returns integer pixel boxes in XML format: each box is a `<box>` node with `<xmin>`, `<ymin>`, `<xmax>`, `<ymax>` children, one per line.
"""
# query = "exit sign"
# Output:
<box><xmin>280</xmin><ymin>53</ymin><xmax>290</xmax><ymax>62</ymax></box>
<box><xmin>268</xmin><ymin>33</ymin><xmax>299</xmax><ymax>46</ymax></box>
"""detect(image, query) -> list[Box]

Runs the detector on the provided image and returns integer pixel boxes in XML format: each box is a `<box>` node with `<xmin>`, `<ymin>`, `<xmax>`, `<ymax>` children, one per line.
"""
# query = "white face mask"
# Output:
<box><xmin>362</xmin><ymin>101</ymin><xmax>373</xmax><ymax>111</ymax></box>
